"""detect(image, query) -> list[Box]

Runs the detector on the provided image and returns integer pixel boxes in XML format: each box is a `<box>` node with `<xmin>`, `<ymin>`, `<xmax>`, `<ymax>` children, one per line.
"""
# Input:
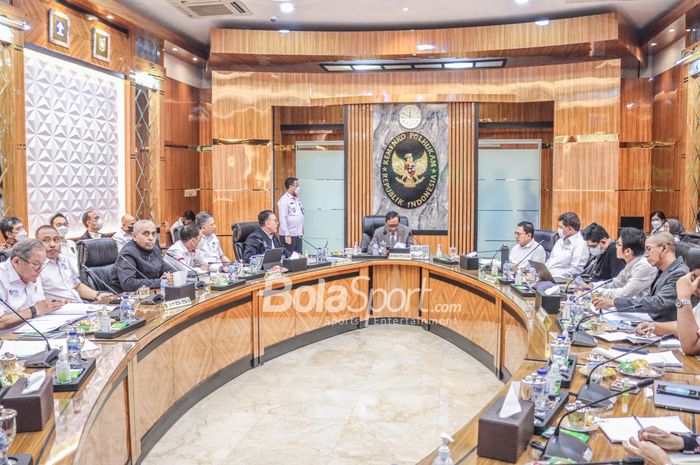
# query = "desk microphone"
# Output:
<box><xmin>513</xmin><ymin>240</ymin><xmax>544</xmax><ymax>269</ymax></box>
<box><xmin>407</xmin><ymin>231</ymin><xmax>420</xmax><ymax>245</ymax></box>
<box><xmin>118</xmin><ymin>256</ymin><xmax>164</xmax><ymax>304</ymax></box>
<box><xmin>165</xmin><ymin>252</ymin><xmax>207</xmax><ymax>289</ymax></box>
<box><xmin>570</xmin><ymin>308</ymin><xmax>619</xmax><ymax>347</ymax></box>
<box><xmin>572</xmin><ymin>279</ymin><xmax>613</xmax><ymax>303</ymax></box>
<box><xmin>0</xmin><ymin>297</ymin><xmax>60</xmax><ymax>368</ymax></box>
<box><xmin>578</xmin><ymin>333</ymin><xmax>673</xmax><ymax>404</ymax></box>
<box><xmin>544</xmin><ymin>379</ymin><xmax>654</xmax><ymax>461</ymax></box>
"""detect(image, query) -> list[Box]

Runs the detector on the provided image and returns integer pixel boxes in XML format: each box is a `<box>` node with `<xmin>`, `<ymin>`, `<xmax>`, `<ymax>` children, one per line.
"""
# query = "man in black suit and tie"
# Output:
<box><xmin>242</xmin><ymin>210</ymin><xmax>290</xmax><ymax>263</ymax></box>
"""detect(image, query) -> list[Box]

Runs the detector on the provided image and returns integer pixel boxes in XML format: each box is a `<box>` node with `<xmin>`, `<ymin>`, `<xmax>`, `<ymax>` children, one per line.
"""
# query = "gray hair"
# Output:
<box><xmin>10</xmin><ymin>239</ymin><xmax>45</xmax><ymax>261</ymax></box>
<box><xmin>195</xmin><ymin>211</ymin><xmax>213</xmax><ymax>228</ymax></box>
<box><xmin>647</xmin><ymin>231</ymin><xmax>676</xmax><ymax>252</ymax></box>
<box><xmin>133</xmin><ymin>219</ymin><xmax>156</xmax><ymax>235</ymax></box>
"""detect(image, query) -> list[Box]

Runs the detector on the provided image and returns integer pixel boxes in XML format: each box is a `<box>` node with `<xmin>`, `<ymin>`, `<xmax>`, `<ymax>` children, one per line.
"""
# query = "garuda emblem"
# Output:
<box><xmin>391</xmin><ymin>150</ymin><xmax>428</xmax><ymax>187</ymax></box>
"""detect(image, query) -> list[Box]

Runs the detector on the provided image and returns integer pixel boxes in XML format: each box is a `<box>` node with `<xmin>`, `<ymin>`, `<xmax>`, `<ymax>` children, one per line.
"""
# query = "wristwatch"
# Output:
<box><xmin>29</xmin><ymin>305</ymin><xmax>37</xmax><ymax>318</ymax></box>
<box><xmin>675</xmin><ymin>298</ymin><xmax>692</xmax><ymax>308</ymax></box>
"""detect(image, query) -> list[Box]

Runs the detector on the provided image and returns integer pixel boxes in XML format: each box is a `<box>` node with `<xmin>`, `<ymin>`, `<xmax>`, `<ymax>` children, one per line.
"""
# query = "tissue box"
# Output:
<box><xmin>460</xmin><ymin>255</ymin><xmax>479</xmax><ymax>270</ymax></box>
<box><xmin>536</xmin><ymin>289</ymin><xmax>561</xmax><ymax>314</ymax></box>
<box><xmin>3</xmin><ymin>374</ymin><xmax>54</xmax><ymax>432</ymax></box>
<box><xmin>282</xmin><ymin>257</ymin><xmax>308</xmax><ymax>272</ymax></box>
<box><xmin>165</xmin><ymin>282</ymin><xmax>196</xmax><ymax>302</ymax></box>
<box><xmin>477</xmin><ymin>396</ymin><xmax>534</xmax><ymax>463</ymax></box>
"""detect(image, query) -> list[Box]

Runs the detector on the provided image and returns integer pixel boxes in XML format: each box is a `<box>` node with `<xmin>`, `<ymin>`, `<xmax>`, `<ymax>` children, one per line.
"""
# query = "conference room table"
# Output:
<box><xmin>8</xmin><ymin>258</ymin><xmax>700</xmax><ymax>465</ymax></box>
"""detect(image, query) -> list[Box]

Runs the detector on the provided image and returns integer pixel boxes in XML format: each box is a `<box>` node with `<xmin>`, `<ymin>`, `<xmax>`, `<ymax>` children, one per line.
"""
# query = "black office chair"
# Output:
<box><xmin>171</xmin><ymin>225</ymin><xmax>183</xmax><ymax>243</ymax></box>
<box><xmin>675</xmin><ymin>241</ymin><xmax>700</xmax><ymax>266</ymax></box>
<box><xmin>77</xmin><ymin>239</ymin><xmax>119</xmax><ymax>292</ymax></box>
<box><xmin>231</xmin><ymin>222</ymin><xmax>260</xmax><ymax>261</ymax></box>
<box><xmin>360</xmin><ymin>215</ymin><xmax>409</xmax><ymax>252</ymax></box>
<box><xmin>533</xmin><ymin>229</ymin><xmax>558</xmax><ymax>256</ymax></box>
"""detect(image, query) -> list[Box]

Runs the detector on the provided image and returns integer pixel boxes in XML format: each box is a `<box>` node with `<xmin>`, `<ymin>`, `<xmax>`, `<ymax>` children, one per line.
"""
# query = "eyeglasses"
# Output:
<box><xmin>644</xmin><ymin>244</ymin><xmax>664</xmax><ymax>254</ymax></box>
<box><xmin>19</xmin><ymin>257</ymin><xmax>44</xmax><ymax>272</ymax></box>
<box><xmin>514</xmin><ymin>232</ymin><xmax>525</xmax><ymax>237</ymax></box>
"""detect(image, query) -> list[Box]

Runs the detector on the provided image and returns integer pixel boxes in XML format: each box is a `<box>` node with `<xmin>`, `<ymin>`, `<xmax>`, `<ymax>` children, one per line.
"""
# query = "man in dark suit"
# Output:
<box><xmin>242</xmin><ymin>210</ymin><xmax>289</xmax><ymax>263</ymax></box>
<box><xmin>78</xmin><ymin>210</ymin><xmax>104</xmax><ymax>240</ymax></box>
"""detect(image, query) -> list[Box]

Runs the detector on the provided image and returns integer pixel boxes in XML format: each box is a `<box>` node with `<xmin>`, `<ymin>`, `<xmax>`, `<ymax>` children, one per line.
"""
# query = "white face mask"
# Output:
<box><xmin>557</xmin><ymin>227</ymin><xmax>564</xmax><ymax>238</ymax></box>
<box><xmin>589</xmin><ymin>246</ymin><xmax>603</xmax><ymax>257</ymax></box>
<box><xmin>94</xmin><ymin>219</ymin><xmax>104</xmax><ymax>230</ymax></box>
<box><xmin>15</xmin><ymin>230</ymin><xmax>28</xmax><ymax>241</ymax></box>
<box><xmin>294</xmin><ymin>186</ymin><xmax>300</xmax><ymax>194</ymax></box>
<box><xmin>56</xmin><ymin>226</ymin><xmax>69</xmax><ymax>237</ymax></box>
<box><xmin>651</xmin><ymin>219</ymin><xmax>662</xmax><ymax>231</ymax></box>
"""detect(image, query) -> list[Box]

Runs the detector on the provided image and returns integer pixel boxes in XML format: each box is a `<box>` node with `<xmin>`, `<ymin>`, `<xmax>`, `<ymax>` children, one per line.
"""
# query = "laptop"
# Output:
<box><xmin>530</xmin><ymin>260</ymin><xmax>567</xmax><ymax>284</ymax></box>
<box><xmin>262</xmin><ymin>248</ymin><xmax>285</xmax><ymax>270</ymax></box>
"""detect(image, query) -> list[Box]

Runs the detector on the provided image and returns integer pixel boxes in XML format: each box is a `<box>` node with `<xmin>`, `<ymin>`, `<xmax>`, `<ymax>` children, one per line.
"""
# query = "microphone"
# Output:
<box><xmin>572</xmin><ymin>279</ymin><xmax>613</xmax><ymax>303</ymax></box>
<box><xmin>513</xmin><ymin>240</ymin><xmax>545</xmax><ymax>270</ymax></box>
<box><xmin>544</xmin><ymin>379</ymin><xmax>654</xmax><ymax>462</ymax></box>
<box><xmin>0</xmin><ymin>297</ymin><xmax>60</xmax><ymax>368</ymax></box>
<box><xmin>570</xmin><ymin>307</ymin><xmax>619</xmax><ymax>347</ymax></box>
<box><xmin>407</xmin><ymin>231</ymin><xmax>420</xmax><ymax>245</ymax></box>
<box><xmin>578</xmin><ymin>333</ymin><xmax>673</xmax><ymax>404</ymax></box>
<box><xmin>165</xmin><ymin>252</ymin><xmax>206</xmax><ymax>289</ymax></box>
<box><xmin>118</xmin><ymin>256</ymin><xmax>164</xmax><ymax>304</ymax></box>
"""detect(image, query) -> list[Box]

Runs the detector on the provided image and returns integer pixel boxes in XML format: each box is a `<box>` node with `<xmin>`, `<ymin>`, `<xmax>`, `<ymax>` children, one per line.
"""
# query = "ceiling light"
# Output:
<box><xmin>172</xmin><ymin>47</ymin><xmax>178</xmax><ymax>52</ymax></box>
<box><xmin>416</xmin><ymin>44</ymin><xmax>436</xmax><ymax>51</ymax></box>
<box><xmin>280</xmin><ymin>2</ymin><xmax>294</xmax><ymax>13</ymax></box>
<box><xmin>279</xmin><ymin>29</ymin><xmax>290</xmax><ymax>33</ymax></box>
<box><xmin>106</xmin><ymin>14</ymin><xmax>114</xmax><ymax>19</ymax></box>
<box><xmin>535</xmin><ymin>19</ymin><xmax>550</xmax><ymax>26</ymax></box>
<box><xmin>86</xmin><ymin>15</ymin><xmax>97</xmax><ymax>21</ymax></box>
<box><xmin>383</xmin><ymin>64</ymin><xmax>412</xmax><ymax>70</ymax></box>
<box><xmin>402</xmin><ymin>7</ymin><xmax>408</xmax><ymax>11</ymax></box>
<box><xmin>353</xmin><ymin>64</ymin><xmax>382</xmax><ymax>71</ymax></box>
<box><xmin>192</xmin><ymin>57</ymin><xmax>198</xmax><ymax>62</ymax></box>
<box><xmin>651</xmin><ymin>42</ymin><xmax>657</xmax><ymax>47</ymax></box>
<box><xmin>687</xmin><ymin>29</ymin><xmax>692</xmax><ymax>32</ymax></box>
<box><xmin>414</xmin><ymin>63</ymin><xmax>442</xmax><ymax>69</ymax></box>
<box><xmin>444</xmin><ymin>62</ymin><xmax>474</xmax><ymax>69</ymax></box>
<box><xmin>515</xmin><ymin>0</ymin><xmax>529</xmax><ymax>4</ymax></box>
<box><xmin>669</xmin><ymin>28</ymin><xmax>676</xmax><ymax>32</ymax></box>
<box><xmin>323</xmin><ymin>65</ymin><xmax>352</xmax><ymax>72</ymax></box>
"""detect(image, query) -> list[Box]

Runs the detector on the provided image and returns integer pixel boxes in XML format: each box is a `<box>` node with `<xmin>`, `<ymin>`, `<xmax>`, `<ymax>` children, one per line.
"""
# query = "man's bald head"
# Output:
<box><xmin>121</xmin><ymin>214</ymin><xmax>137</xmax><ymax>233</ymax></box>
<box><xmin>132</xmin><ymin>220</ymin><xmax>158</xmax><ymax>251</ymax></box>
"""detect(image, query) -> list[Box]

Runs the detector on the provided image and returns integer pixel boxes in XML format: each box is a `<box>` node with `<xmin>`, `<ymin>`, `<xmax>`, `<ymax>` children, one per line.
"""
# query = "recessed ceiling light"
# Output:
<box><xmin>280</xmin><ymin>2</ymin><xmax>294</xmax><ymax>13</ymax></box>
<box><xmin>279</xmin><ymin>29</ymin><xmax>290</xmax><ymax>33</ymax></box>
<box><xmin>515</xmin><ymin>0</ymin><xmax>529</xmax><ymax>4</ymax></box>
<box><xmin>402</xmin><ymin>7</ymin><xmax>408</xmax><ymax>11</ymax></box>
<box><xmin>106</xmin><ymin>14</ymin><xmax>114</xmax><ymax>19</ymax></box>
<box><xmin>86</xmin><ymin>15</ymin><xmax>97</xmax><ymax>21</ymax></box>
<box><xmin>444</xmin><ymin>62</ymin><xmax>473</xmax><ymax>69</ymax></box>
<box><xmin>687</xmin><ymin>29</ymin><xmax>692</xmax><ymax>32</ymax></box>
<box><xmin>172</xmin><ymin>47</ymin><xmax>178</xmax><ymax>52</ymax></box>
<box><xmin>651</xmin><ymin>42</ymin><xmax>657</xmax><ymax>47</ymax></box>
<box><xmin>416</xmin><ymin>44</ymin><xmax>436</xmax><ymax>51</ymax></box>
<box><xmin>353</xmin><ymin>64</ymin><xmax>382</xmax><ymax>71</ymax></box>
<box><xmin>192</xmin><ymin>57</ymin><xmax>198</xmax><ymax>62</ymax></box>
<box><xmin>669</xmin><ymin>28</ymin><xmax>676</xmax><ymax>32</ymax></box>
<box><xmin>535</xmin><ymin>19</ymin><xmax>550</xmax><ymax>26</ymax></box>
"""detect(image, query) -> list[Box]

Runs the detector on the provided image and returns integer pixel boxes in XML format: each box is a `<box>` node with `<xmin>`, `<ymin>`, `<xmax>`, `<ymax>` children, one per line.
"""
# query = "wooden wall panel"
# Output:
<box><xmin>16</xmin><ymin>0</ymin><xmax>131</xmax><ymax>75</ymax></box>
<box><xmin>345</xmin><ymin>104</ymin><xmax>373</xmax><ymax>248</ymax></box>
<box><xmin>134</xmin><ymin>339</ymin><xmax>175</xmax><ymax>440</ymax></box>
<box><xmin>552</xmin><ymin>191</ymin><xmax>619</xmax><ymax>234</ymax></box>
<box><xmin>165</xmin><ymin>78</ymin><xmax>199</xmax><ymax>146</ymax></box>
<box><xmin>164</xmin><ymin>147</ymin><xmax>200</xmax><ymax>190</ymax></box>
<box><xmin>213</xmin><ymin>145</ymin><xmax>272</xmax><ymax>190</ymax></box>
<box><xmin>620</xmin><ymin>78</ymin><xmax>653</xmax><ymax>143</ymax></box>
<box><xmin>371</xmin><ymin>265</ymin><xmax>421</xmax><ymax>319</ymax></box>
<box><xmin>448</xmin><ymin>102</ymin><xmax>476</xmax><ymax>252</ymax></box>
<box><xmin>619</xmin><ymin>148</ymin><xmax>652</xmax><ymax>190</ymax></box>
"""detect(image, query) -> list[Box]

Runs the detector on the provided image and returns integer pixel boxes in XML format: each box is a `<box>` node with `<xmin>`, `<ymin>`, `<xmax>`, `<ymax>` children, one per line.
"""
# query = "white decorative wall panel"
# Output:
<box><xmin>24</xmin><ymin>49</ymin><xmax>125</xmax><ymax>236</ymax></box>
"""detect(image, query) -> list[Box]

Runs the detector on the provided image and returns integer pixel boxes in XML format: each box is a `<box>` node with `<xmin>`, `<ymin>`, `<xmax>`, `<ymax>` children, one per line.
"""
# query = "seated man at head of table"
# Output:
<box><xmin>0</xmin><ymin>239</ymin><xmax>65</xmax><ymax>329</ymax></box>
<box><xmin>165</xmin><ymin>224</ymin><xmax>201</xmax><ymax>272</ymax></box>
<box><xmin>36</xmin><ymin>225</ymin><xmax>116</xmax><ymax>304</ymax></box>
<box><xmin>593</xmin><ymin>232</ymin><xmax>688</xmax><ymax>322</ymax></box>
<box><xmin>194</xmin><ymin>211</ymin><xmax>230</xmax><ymax>269</ymax></box>
<box><xmin>110</xmin><ymin>219</ymin><xmax>174</xmax><ymax>293</ymax></box>
<box><xmin>595</xmin><ymin>227</ymin><xmax>657</xmax><ymax>300</ymax></box>
<box><xmin>371</xmin><ymin>211</ymin><xmax>414</xmax><ymax>249</ymax></box>
<box><xmin>242</xmin><ymin>210</ymin><xmax>290</xmax><ymax>263</ymax></box>
<box><xmin>508</xmin><ymin>221</ymin><xmax>546</xmax><ymax>268</ymax></box>
<box><xmin>545</xmin><ymin>211</ymin><xmax>589</xmax><ymax>279</ymax></box>
<box><xmin>581</xmin><ymin>222</ymin><xmax>626</xmax><ymax>280</ymax></box>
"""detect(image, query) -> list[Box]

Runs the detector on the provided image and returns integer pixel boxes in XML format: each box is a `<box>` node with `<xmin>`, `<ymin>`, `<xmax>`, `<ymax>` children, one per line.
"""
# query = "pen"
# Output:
<box><xmin>633</xmin><ymin>415</ymin><xmax>645</xmax><ymax>433</ymax></box>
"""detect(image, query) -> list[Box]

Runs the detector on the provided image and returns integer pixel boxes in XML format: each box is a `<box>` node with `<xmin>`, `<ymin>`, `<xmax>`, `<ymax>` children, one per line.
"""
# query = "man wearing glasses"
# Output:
<box><xmin>371</xmin><ymin>211</ymin><xmax>414</xmax><ymax>249</ymax></box>
<box><xmin>509</xmin><ymin>221</ymin><xmax>546</xmax><ymax>268</ymax></box>
<box><xmin>593</xmin><ymin>232</ymin><xmax>688</xmax><ymax>322</ymax></box>
<box><xmin>242</xmin><ymin>210</ymin><xmax>289</xmax><ymax>263</ymax></box>
<box><xmin>0</xmin><ymin>239</ymin><xmax>65</xmax><ymax>329</ymax></box>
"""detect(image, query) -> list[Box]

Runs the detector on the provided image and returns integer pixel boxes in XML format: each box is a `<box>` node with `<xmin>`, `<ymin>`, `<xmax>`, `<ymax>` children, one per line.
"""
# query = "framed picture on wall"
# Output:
<box><xmin>92</xmin><ymin>28</ymin><xmax>110</xmax><ymax>62</ymax></box>
<box><xmin>48</xmin><ymin>9</ymin><xmax>70</xmax><ymax>49</ymax></box>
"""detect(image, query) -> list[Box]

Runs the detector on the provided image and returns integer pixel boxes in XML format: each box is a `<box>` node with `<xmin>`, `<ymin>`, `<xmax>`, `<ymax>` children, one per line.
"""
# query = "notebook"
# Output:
<box><xmin>596</xmin><ymin>416</ymin><xmax>691</xmax><ymax>443</ymax></box>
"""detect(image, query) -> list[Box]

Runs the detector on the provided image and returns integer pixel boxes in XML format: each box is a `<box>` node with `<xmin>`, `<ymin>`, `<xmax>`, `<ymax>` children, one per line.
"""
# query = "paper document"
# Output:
<box><xmin>50</xmin><ymin>303</ymin><xmax>114</xmax><ymax>316</ymax></box>
<box><xmin>0</xmin><ymin>338</ymin><xmax>99</xmax><ymax>357</ymax></box>
<box><xmin>593</xmin><ymin>348</ymin><xmax>682</xmax><ymax>367</ymax></box>
<box><xmin>659</xmin><ymin>338</ymin><xmax>682</xmax><ymax>349</ymax></box>
<box><xmin>596</xmin><ymin>416</ymin><xmax>691</xmax><ymax>443</ymax></box>
<box><xmin>602</xmin><ymin>311</ymin><xmax>653</xmax><ymax>323</ymax></box>
<box><xmin>13</xmin><ymin>314</ymin><xmax>81</xmax><ymax>334</ymax></box>
<box><xmin>594</xmin><ymin>332</ymin><xmax>629</xmax><ymax>342</ymax></box>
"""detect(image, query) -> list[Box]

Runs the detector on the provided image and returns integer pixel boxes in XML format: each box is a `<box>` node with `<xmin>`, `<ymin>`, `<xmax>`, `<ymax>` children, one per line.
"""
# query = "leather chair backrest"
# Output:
<box><xmin>360</xmin><ymin>215</ymin><xmax>409</xmax><ymax>252</ymax></box>
<box><xmin>231</xmin><ymin>222</ymin><xmax>260</xmax><ymax>261</ymax></box>
<box><xmin>171</xmin><ymin>225</ymin><xmax>183</xmax><ymax>243</ymax></box>
<box><xmin>0</xmin><ymin>249</ymin><xmax>8</xmax><ymax>263</ymax></box>
<box><xmin>675</xmin><ymin>241</ymin><xmax>700</xmax><ymax>267</ymax></box>
<box><xmin>77</xmin><ymin>238</ymin><xmax>118</xmax><ymax>292</ymax></box>
<box><xmin>533</xmin><ymin>229</ymin><xmax>559</xmax><ymax>255</ymax></box>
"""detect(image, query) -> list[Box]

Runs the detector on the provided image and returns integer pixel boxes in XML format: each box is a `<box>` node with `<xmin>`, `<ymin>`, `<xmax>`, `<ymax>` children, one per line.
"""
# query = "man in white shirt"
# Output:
<box><xmin>112</xmin><ymin>214</ymin><xmax>137</xmax><ymax>251</ymax></box>
<box><xmin>0</xmin><ymin>239</ymin><xmax>65</xmax><ymax>329</ymax></box>
<box><xmin>78</xmin><ymin>210</ymin><xmax>104</xmax><ymax>240</ymax></box>
<box><xmin>545</xmin><ymin>211</ymin><xmax>589</xmax><ymax>279</ymax></box>
<box><xmin>596</xmin><ymin>227</ymin><xmax>657</xmax><ymax>300</ymax></box>
<box><xmin>509</xmin><ymin>221</ymin><xmax>546</xmax><ymax>268</ymax></box>
<box><xmin>194</xmin><ymin>212</ymin><xmax>230</xmax><ymax>267</ymax></box>
<box><xmin>277</xmin><ymin>177</ymin><xmax>304</xmax><ymax>254</ymax></box>
<box><xmin>170</xmin><ymin>210</ymin><xmax>196</xmax><ymax>242</ymax></box>
<box><xmin>165</xmin><ymin>224</ymin><xmax>201</xmax><ymax>272</ymax></box>
<box><xmin>49</xmin><ymin>213</ymin><xmax>79</xmax><ymax>276</ymax></box>
<box><xmin>36</xmin><ymin>225</ymin><xmax>115</xmax><ymax>303</ymax></box>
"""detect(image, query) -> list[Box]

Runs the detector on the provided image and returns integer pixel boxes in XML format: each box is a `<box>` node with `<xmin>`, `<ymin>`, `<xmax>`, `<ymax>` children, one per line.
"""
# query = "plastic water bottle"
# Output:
<box><xmin>515</xmin><ymin>267</ymin><xmax>523</xmax><ymax>286</ymax></box>
<box><xmin>432</xmin><ymin>433</ymin><xmax>454</xmax><ymax>465</ymax></box>
<box><xmin>547</xmin><ymin>363</ymin><xmax>561</xmax><ymax>399</ymax></box>
<box><xmin>353</xmin><ymin>241</ymin><xmax>359</xmax><ymax>255</ymax></box>
<box><xmin>56</xmin><ymin>350</ymin><xmax>71</xmax><ymax>384</ymax></box>
<box><xmin>66</xmin><ymin>327</ymin><xmax>81</xmax><ymax>367</ymax></box>
<box><xmin>371</xmin><ymin>242</ymin><xmax>380</xmax><ymax>256</ymax></box>
<box><xmin>533</xmin><ymin>368</ymin><xmax>548</xmax><ymax>411</ymax></box>
<box><xmin>160</xmin><ymin>275</ymin><xmax>168</xmax><ymax>296</ymax></box>
<box><xmin>119</xmin><ymin>295</ymin><xmax>132</xmax><ymax>323</ymax></box>
<box><xmin>99</xmin><ymin>305</ymin><xmax>111</xmax><ymax>333</ymax></box>
<box><xmin>436</xmin><ymin>244</ymin><xmax>443</xmax><ymax>258</ymax></box>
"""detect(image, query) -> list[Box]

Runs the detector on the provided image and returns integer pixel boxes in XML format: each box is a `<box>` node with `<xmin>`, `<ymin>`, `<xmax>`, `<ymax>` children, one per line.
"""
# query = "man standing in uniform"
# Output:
<box><xmin>277</xmin><ymin>177</ymin><xmax>304</xmax><ymax>254</ymax></box>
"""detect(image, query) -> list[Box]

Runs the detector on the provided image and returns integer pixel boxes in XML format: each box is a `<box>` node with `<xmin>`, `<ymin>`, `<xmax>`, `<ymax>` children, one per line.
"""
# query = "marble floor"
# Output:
<box><xmin>142</xmin><ymin>324</ymin><xmax>504</xmax><ymax>465</ymax></box>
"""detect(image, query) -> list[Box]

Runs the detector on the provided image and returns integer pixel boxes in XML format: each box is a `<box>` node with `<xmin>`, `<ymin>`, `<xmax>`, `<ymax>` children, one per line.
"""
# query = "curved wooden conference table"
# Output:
<box><xmin>10</xmin><ymin>259</ymin><xmax>700</xmax><ymax>465</ymax></box>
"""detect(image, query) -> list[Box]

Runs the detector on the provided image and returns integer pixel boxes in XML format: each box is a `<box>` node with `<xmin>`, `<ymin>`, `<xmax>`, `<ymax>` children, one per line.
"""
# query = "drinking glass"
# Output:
<box><xmin>449</xmin><ymin>246</ymin><xmax>458</xmax><ymax>260</ymax></box>
<box><xmin>0</xmin><ymin>408</ymin><xmax>17</xmax><ymax>453</ymax></box>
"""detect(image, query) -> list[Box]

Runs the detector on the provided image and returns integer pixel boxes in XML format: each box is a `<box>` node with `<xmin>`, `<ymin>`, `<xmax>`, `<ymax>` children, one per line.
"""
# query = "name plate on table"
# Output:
<box><xmin>331</xmin><ymin>258</ymin><xmax>352</xmax><ymax>267</ymax></box>
<box><xmin>388</xmin><ymin>253</ymin><xmax>412</xmax><ymax>260</ymax></box>
<box><xmin>161</xmin><ymin>297</ymin><xmax>191</xmax><ymax>311</ymax></box>
<box><xmin>264</xmin><ymin>270</ymin><xmax>283</xmax><ymax>280</ymax></box>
